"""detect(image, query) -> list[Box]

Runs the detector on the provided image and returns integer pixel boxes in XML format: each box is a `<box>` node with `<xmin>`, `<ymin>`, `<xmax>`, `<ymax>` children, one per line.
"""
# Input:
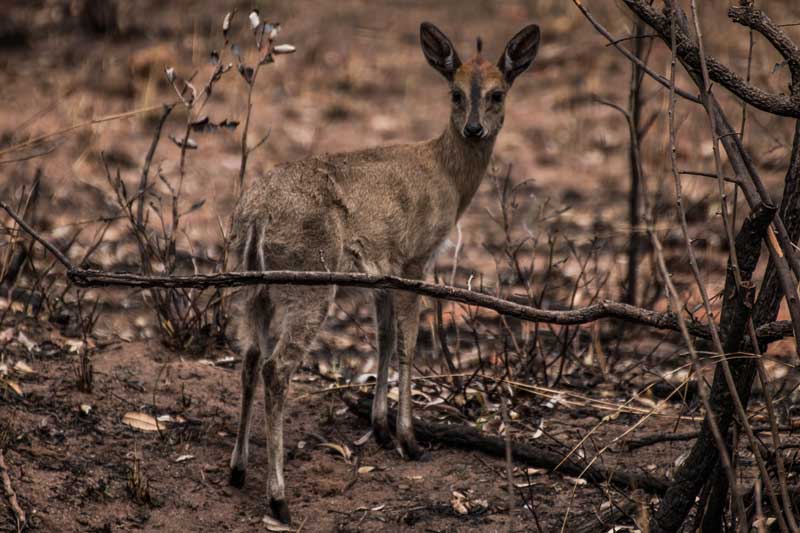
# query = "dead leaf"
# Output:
<box><xmin>65</xmin><ymin>340</ymin><xmax>85</xmax><ymax>353</ymax></box>
<box><xmin>214</xmin><ymin>356</ymin><xmax>237</xmax><ymax>367</ymax></box>
<box><xmin>80</xmin><ymin>404</ymin><xmax>92</xmax><ymax>415</ymax></box>
<box><xmin>354</xmin><ymin>430</ymin><xmax>372</xmax><ymax>447</ymax></box>
<box><xmin>451</xmin><ymin>491</ymin><xmax>469</xmax><ymax>515</ymax></box>
<box><xmin>410</xmin><ymin>390</ymin><xmax>432</xmax><ymax>403</ymax></box>
<box><xmin>16</xmin><ymin>331</ymin><xmax>36</xmax><ymax>352</ymax></box>
<box><xmin>472</xmin><ymin>499</ymin><xmax>488</xmax><ymax>510</ymax></box>
<box><xmin>357</xmin><ymin>466</ymin><xmax>375</xmax><ymax>474</ymax></box>
<box><xmin>122</xmin><ymin>412</ymin><xmax>163</xmax><ymax>432</ymax></box>
<box><xmin>2</xmin><ymin>378</ymin><xmax>22</xmax><ymax>396</ymax></box>
<box><xmin>318</xmin><ymin>442</ymin><xmax>352</xmax><ymax>463</ymax></box>
<box><xmin>424</xmin><ymin>397</ymin><xmax>445</xmax><ymax>408</ymax></box>
<box><xmin>175</xmin><ymin>455</ymin><xmax>195</xmax><ymax>463</ymax></box>
<box><xmin>13</xmin><ymin>360</ymin><xmax>33</xmax><ymax>374</ymax></box>
<box><xmin>531</xmin><ymin>419</ymin><xmax>544</xmax><ymax>439</ymax></box>
<box><xmin>565</xmin><ymin>476</ymin><xmax>587</xmax><ymax>486</ymax></box>
<box><xmin>0</xmin><ymin>328</ymin><xmax>13</xmax><ymax>343</ymax></box>
<box><xmin>273</xmin><ymin>44</ymin><xmax>296</xmax><ymax>54</ymax></box>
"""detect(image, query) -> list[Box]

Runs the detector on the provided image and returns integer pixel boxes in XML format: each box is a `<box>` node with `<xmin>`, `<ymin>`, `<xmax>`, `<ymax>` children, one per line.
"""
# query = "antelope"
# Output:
<box><xmin>228</xmin><ymin>21</ymin><xmax>540</xmax><ymax>523</ymax></box>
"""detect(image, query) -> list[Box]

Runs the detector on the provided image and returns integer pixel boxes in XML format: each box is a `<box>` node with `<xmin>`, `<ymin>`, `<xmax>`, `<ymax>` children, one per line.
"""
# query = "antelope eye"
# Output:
<box><xmin>451</xmin><ymin>90</ymin><xmax>464</xmax><ymax>105</ymax></box>
<box><xmin>490</xmin><ymin>91</ymin><xmax>505</xmax><ymax>104</ymax></box>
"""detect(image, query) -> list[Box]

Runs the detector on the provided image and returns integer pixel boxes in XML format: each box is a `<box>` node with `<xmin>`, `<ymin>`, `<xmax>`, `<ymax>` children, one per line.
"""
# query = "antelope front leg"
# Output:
<box><xmin>394</xmin><ymin>291</ymin><xmax>428</xmax><ymax>460</ymax></box>
<box><xmin>372</xmin><ymin>290</ymin><xmax>396</xmax><ymax>447</ymax></box>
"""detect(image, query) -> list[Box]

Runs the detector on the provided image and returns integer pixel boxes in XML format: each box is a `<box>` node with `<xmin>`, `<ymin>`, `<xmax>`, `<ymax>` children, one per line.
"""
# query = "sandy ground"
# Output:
<box><xmin>2</xmin><ymin>0</ymin><xmax>800</xmax><ymax>531</ymax></box>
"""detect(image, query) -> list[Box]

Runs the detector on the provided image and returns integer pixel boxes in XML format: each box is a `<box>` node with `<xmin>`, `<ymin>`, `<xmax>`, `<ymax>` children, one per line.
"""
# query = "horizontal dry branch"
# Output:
<box><xmin>0</xmin><ymin>200</ymin><xmax>792</xmax><ymax>344</ymax></box>
<box><xmin>63</xmin><ymin>266</ymin><xmax>793</xmax><ymax>343</ymax></box>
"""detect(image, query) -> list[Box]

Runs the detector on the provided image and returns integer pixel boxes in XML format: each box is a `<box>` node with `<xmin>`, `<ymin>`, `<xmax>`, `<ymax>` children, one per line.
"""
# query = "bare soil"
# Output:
<box><xmin>2</xmin><ymin>1</ymin><xmax>800</xmax><ymax>532</ymax></box>
<box><xmin>3</xmin><ymin>313</ymin><xmax>700</xmax><ymax>532</ymax></box>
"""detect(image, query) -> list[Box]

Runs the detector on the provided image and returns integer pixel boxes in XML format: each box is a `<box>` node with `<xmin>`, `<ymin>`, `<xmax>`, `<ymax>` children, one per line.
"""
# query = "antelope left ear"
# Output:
<box><xmin>420</xmin><ymin>22</ymin><xmax>462</xmax><ymax>81</ymax></box>
<box><xmin>498</xmin><ymin>24</ymin><xmax>540</xmax><ymax>85</ymax></box>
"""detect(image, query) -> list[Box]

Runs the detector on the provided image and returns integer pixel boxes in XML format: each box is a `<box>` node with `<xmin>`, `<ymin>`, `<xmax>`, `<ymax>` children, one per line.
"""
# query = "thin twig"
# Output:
<box><xmin>0</xmin><ymin>450</ymin><xmax>26</xmax><ymax>532</ymax></box>
<box><xmin>0</xmin><ymin>103</ymin><xmax>175</xmax><ymax>157</ymax></box>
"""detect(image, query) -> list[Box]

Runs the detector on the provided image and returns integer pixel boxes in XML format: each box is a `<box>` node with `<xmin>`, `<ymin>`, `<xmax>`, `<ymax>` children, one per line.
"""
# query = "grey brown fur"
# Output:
<box><xmin>228</xmin><ymin>21</ymin><xmax>540</xmax><ymax>524</ymax></box>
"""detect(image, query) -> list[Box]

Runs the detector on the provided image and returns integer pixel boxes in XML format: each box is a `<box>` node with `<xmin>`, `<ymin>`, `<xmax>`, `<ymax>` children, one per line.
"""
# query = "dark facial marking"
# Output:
<box><xmin>467</xmin><ymin>69</ymin><xmax>482</xmax><ymax>128</ymax></box>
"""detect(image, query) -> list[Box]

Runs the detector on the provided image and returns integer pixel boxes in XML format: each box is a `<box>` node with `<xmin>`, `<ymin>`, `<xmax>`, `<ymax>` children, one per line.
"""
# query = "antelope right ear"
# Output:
<box><xmin>498</xmin><ymin>24</ymin><xmax>540</xmax><ymax>85</ymax></box>
<box><xmin>420</xmin><ymin>22</ymin><xmax>461</xmax><ymax>81</ymax></box>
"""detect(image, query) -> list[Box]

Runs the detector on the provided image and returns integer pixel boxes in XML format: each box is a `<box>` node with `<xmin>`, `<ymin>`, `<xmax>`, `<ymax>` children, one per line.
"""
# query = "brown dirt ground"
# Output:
<box><xmin>2</xmin><ymin>0</ymin><xmax>800</xmax><ymax>532</ymax></box>
<box><xmin>2</xmin><ymin>314</ymin><xmax>708</xmax><ymax>532</ymax></box>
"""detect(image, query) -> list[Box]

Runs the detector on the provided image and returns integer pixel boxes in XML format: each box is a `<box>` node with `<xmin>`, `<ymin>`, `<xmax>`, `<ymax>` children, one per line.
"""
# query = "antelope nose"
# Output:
<box><xmin>463</xmin><ymin>123</ymin><xmax>484</xmax><ymax>138</ymax></box>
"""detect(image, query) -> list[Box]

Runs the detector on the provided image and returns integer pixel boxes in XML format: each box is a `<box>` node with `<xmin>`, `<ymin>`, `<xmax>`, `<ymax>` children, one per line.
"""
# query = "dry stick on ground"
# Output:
<box><xmin>626</xmin><ymin>422</ymin><xmax>800</xmax><ymax>451</ymax></box>
<box><xmin>0</xmin><ymin>199</ymin><xmax>794</xmax><ymax>345</ymax></box>
<box><xmin>0</xmin><ymin>450</ymin><xmax>25</xmax><ymax>533</ymax></box>
<box><xmin>573</xmin><ymin>497</ymin><xmax>641</xmax><ymax>533</ymax></box>
<box><xmin>343</xmin><ymin>395</ymin><xmax>670</xmax><ymax>496</ymax></box>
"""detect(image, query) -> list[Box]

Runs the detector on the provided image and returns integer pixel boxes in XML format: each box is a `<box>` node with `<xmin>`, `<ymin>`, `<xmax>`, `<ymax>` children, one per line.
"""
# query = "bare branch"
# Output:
<box><xmin>571</xmin><ymin>0</ymin><xmax>701</xmax><ymax>104</ymax></box>
<box><xmin>728</xmin><ymin>3</ymin><xmax>800</xmax><ymax>92</ymax></box>
<box><xmin>623</xmin><ymin>0</ymin><xmax>800</xmax><ymax>117</ymax></box>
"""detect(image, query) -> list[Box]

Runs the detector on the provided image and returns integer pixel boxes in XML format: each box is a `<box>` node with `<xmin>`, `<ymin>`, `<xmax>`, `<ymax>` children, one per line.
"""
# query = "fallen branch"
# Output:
<box><xmin>573</xmin><ymin>497</ymin><xmax>641</xmax><ymax>533</ymax></box>
<box><xmin>627</xmin><ymin>423</ymin><xmax>800</xmax><ymax>451</ymax></box>
<box><xmin>344</xmin><ymin>395</ymin><xmax>670</xmax><ymax>495</ymax></box>
<box><xmin>0</xmin><ymin>200</ymin><xmax>793</xmax><ymax>344</ymax></box>
<box><xmin>0</xmin><ymin>450</ymin><xmax>26</xmax><ymax>533</ymax></box>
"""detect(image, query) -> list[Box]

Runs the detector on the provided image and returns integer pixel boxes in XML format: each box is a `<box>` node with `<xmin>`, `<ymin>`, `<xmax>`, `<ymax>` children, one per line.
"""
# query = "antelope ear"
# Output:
<box><xmin>498</xmin><ymin>24</ymin><xmax>540</xmax><ymax>85</ymax></box>
<box><xmin>420</xmin><ymin>22</ymin><xmax>461</xmax><ymax>81</ymax></box>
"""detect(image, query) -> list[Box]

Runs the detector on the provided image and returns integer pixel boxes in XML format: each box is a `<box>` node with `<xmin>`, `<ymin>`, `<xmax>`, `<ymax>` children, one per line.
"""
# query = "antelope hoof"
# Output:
<box><xmin>269</xmin><ymin>498</ymin><xmax>292</xmax><ymax>525</ymax></box>
<box><xmin>400</xmin><ymin>438</ymin><xmax>430</xmax><ymax>462</ymax></box>
<box><xmin>372</xmin><ymin>421</ymin><xmax>394</xmax><ymax>449</ymax></box>
<box><xmin>229</xmin><ymin>466</ymin><xmax>246</xmax><ymax>488</ymax></box>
